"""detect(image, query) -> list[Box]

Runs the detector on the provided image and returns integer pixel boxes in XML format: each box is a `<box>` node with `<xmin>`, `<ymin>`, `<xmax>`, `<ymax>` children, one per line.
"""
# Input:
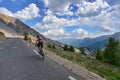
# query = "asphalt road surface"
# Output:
<box><xmin>0</xmin><ymin>38</ymin><xmax>84</xmax><ymax>80</ymax></box>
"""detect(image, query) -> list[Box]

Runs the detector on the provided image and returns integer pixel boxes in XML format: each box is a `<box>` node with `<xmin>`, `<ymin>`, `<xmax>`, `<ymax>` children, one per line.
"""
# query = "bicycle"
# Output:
<box><xmin>37</xmin><ymin>45</ymin><xmax>45</xmax><ymax>60</ymax></box>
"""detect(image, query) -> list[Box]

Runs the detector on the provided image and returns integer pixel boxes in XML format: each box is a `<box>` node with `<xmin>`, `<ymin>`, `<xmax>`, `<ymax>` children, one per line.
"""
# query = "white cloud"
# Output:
<box><xmin>43</xmin><ymin>0</ymin><xmax>111</xmax><ymax>17</ymax></box>
<box><xmin>35</xmin><ymin>23</ymin><xmax>92</xmax><ymax>40</ymax></box>
<box><xmin>34</xmin><ymin>3</ymin><xmax>120</xmax><ymax>40</ymax></box>
<box><xmin>34</xmin><ymin>0</ymin><xmax>120</xmax><ymax>40</ymax></box>
<box><xmin>100</xmin><ymin>25</ymin><xmax>114</xmax><ymax>32</ymax></box>
<box><xmin>0</xmin><ymin>3</ymin><xmax>40</xmax><ymax>21</ymax></box>
<box><xmin>72</xmin><ymin>28</ymin><xmax>91</xmax><ymax>39</ymax></box>
<box><xmin>34</xmin><ymin>10</ymin><xmax>78</xmax><ymax>30</ymax></box>
<box><xmin>43</xmin><ymin>11</ymin><xmax>76</xmax><ymax>28</ymax></box>
<box><xmin>14</xmin><ymin>3</ymin><xmax>40</xmax><ymax>21</ymax></box>
<box><xmin>42</xmin><ymin>28</ymin><xmax>67</xmax><ymax>40</ymax></box>
<box><xmin>92</xmin><ymin>4</ymin><xmax>120</xmax><ymax>32</ymax></box>
<box><xmin>41</xmin><ymin>28</ymin><xmax>92</xmax><ymax>40</ymax></box>
<box><xmin>33</xmin><ymin>23</ymin><xmax>49</xmax><ymax>30</ymax></box>
<box><xmin>43</xmin><ymin>0</ymin><xmax>80</xmax><ymax>16</ymax></box>
<box><xmin>0</xmin><ymin>7</ymin><xmax>14</xmax><ymax>17</ymax></box>
<box><xmin>75</xmin><ymin>0</ymin><xmax>110</xmax><ymax>17</ymax></box>
<box><xmin>43</xmin><ymin>28</ymin><xmax>65</xmax><ymax>36</ymax></box>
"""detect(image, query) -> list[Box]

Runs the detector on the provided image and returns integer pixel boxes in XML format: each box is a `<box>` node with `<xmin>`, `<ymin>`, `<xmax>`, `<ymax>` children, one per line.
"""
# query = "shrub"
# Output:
<box><xmin>52</xmin><ymin>45</ymin><xmax>56</xmax><ymax>49</ymax></box>
<box><xmin>47</xmin><ymin>44</ymin><xmax>52</xmax><ymax>48</ymax></box>
<box><xmin>63</xmin><ymin>44</ymin><xmax>68</xmax><ymax>51</ymax></box>
<box><xmin>69</xmin><ymin>46</ymin><xmax>75</xmax><ymax>52</ymax></box>
<box><xmin>23</xmin><ymin>32</ymin><xmax>29</xmax><ymax>40</ymax></box>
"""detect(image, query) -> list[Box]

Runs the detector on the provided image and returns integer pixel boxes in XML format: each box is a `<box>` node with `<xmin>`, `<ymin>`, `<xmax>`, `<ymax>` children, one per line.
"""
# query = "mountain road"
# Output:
<box><xmin>0</xmin><ymin>38</ymin><xmax>84</xmax><ymax>80</ymax></box>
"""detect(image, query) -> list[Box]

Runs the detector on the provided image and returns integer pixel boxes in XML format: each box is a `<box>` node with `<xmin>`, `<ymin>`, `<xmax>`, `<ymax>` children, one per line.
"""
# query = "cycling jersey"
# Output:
<box><xmin>36</xmin><ymin>38</ymin><xmax>43</xmax><ymax>48</ymax></box>
<box><xmin>36</xmin><ymin>37</ymin><xmax>43</xmax><ymax>43</ymax></box>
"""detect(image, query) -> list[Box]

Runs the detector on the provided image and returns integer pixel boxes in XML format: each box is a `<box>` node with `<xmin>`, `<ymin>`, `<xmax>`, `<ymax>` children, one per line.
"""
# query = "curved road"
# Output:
<box><xmin>0</xmin><ymin>38</ymin><xmax>84</xmax><ymax>80</ymax></box>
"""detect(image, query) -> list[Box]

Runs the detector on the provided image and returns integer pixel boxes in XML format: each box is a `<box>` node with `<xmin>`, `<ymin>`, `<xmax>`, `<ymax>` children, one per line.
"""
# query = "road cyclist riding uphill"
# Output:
<box><xmin>36</xmin><ymin>35</ymin><xmax>45</xmax><ymax>60</ymax></box>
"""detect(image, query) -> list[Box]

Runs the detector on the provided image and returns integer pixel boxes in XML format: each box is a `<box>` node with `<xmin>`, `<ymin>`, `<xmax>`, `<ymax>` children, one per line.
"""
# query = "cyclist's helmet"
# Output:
<box><xmin>36</xmin><ymin>35</ymin><xmax>39</xmax><ymax>38</ymax></box>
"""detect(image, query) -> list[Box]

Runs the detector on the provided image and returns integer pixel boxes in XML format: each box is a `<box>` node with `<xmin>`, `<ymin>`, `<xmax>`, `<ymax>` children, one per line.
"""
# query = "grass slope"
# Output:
<box><xmin>45</xmin><ymin>45</ymin><xmax>120</xmax><ymax>80</ymax></box>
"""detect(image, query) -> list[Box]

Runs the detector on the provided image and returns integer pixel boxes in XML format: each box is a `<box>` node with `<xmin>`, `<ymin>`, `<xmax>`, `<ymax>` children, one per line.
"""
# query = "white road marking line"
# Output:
<box><xmin>22</xmin><ymin>40</ymin><xmax>25</xmax><ymax>43</ymax></box>
<box><xmin>22</xmin><ymin>40</ymin><xmax>31</xmax><ymax>47</ymax></box>
<box><xmin>27</xmin><ymin>44</ymin><xmax>30</xmax><ymax>47</ymax></box>
<box><xmin>68</xmin><ymin>76</ymin><xmax>76</xmax><ymax>80</ymax></box>
<box><xmin>13</xmin><ymin>47</ymin><xmax>17</xmax><ymax>48</ymax></box>
<box><xmin>33</xmin><ymin>50</ymin><xmax>39</xmax><ymax>55</ymax></box>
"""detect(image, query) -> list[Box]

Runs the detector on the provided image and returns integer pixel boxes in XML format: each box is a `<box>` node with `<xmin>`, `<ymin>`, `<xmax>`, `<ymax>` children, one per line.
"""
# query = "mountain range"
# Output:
<box><xmin>60</xmin><ymin>32</ymin><xmax>120</xmax><ymax>51</ymax></box>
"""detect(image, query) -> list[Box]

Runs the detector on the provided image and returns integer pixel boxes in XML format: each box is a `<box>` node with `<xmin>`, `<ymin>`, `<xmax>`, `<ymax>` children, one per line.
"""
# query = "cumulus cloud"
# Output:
<box><xmin>34</xmin><ymin>23</ymin><xmax>49</xmax><ymax>30</ymax></box>
<box><xmin>0</xmin><ymin>7</ymin><xmax>14</xmax><ymax>17</ymax></box>
<box><xmin>43</xmin><ymin>0</ymin><xmax>111</xmax><ymax>17</ymax></box>
<box><xmin>42</xmin><ymin>28</ymin><xmax>67</xmax><ymax>40</ymax></box>
<box><xmin>34</xmin><ymin>10</ymin><xmax>78</xmax><ymax>30</ymax></box>
<box><xmin>100</xmin><ymin>25</ymin><xmax>114</xmax><ymax>32</ymax></box>
<box><xmin>92</xmin><ymin>4</ymin><xmax>120</xmax><ymax>32</ymax></box>
<box><xmin>43</xmin><ymin>0</ymin><xmax>81</xmax><ymax>16</ymax></box>
<box><xmin>71</xmin><ymin>28</ymin><xmax>91</xmax><ymax>39</ymax></box>
<box><xmin>0</xmin><ymin>3</ymin><xmax>40</xmax><ymax>21</ymax></box>
<box><xmin>41</xmin><ymin>28</ymin><xmax>91</xmax><ymax>40</ymax></box>
<box><xmin>34</xmin><ymin>0</ymin><xmax>120</xmax><ymax>40</ymax></box>
<box><xmin>75</xmin><ymin>0</ymin><xmax>110</xmax><ymax>17</ymax></box>
<box><xmin>14</xmin><ymin>3</ymin><xmax>40</xmax><ymax>21</ymax></box>
<box><xmin>42</xmin><ymin>28</ymin><xmax>92</xmax><ymax>40</ymax></box>
<box><xmin>33</xmin><ymin>6</ymin><xmax>119</xmax><ymax>40</ymax></box>
<box><xmin>43</xmin><ymin>28</ymin><xmax>65</xmax><ymax>36</ymax></box>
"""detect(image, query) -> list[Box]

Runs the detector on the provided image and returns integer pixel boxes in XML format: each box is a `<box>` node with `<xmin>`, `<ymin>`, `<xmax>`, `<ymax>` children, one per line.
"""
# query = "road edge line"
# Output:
<box><xmin>68</xmin><ymin>76</ymin><xmax>76</xmax><ymax>80</ymax></box>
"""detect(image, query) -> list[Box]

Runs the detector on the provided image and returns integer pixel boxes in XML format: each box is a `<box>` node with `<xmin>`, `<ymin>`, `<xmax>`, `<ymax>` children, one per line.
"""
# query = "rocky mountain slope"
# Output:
<box><xmin>0</xmin><ymin>13</ymin><xmax>62</xmax><ymax>46</ymax></box>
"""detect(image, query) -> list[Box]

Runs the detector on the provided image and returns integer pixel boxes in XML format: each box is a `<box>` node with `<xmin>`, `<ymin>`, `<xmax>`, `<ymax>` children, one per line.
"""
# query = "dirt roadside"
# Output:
<box><xmin>44</xmin><ymin>49</ymin><xmax>106</xmax><ymax>80</ymax></box>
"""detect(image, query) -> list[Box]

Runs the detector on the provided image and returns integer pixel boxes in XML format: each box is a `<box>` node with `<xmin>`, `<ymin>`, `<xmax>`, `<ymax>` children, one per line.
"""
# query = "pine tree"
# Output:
<box><xmin>47</xmin><ymin>44</ymin><xmax>52</xmax><ymax>48</ymax></box>
<box><xmin>114</xmin><ymin>51</ymin><xmax>120</xmax><ymax>66</ymax></box>
<box><xmin>63</xmin><ymin>44</ymin><xmax>68</xmax><ymax>51</ymax></box>
<box><xmin>80</xmin><ymin>48</ymin><xmax>85</xmax><ymax>55</ymax></box>
<box><xmin>69</xmin><ymin>46</ymin><xmax>74</xmax><ymax>52</ymax></box>
<box><xmin>104</xmin><ymin>37</ymin><xmax>120</xmax><ymax>65</ymax></box>
<box><xmin>96</xmin><ymin>49</ymin><xmax>103</xmax><ymax>61</ymax></box>
<box><xmin>52</xmin><ymin>45</ymin><xmax>56</xmax><ymax>49</ymax></box>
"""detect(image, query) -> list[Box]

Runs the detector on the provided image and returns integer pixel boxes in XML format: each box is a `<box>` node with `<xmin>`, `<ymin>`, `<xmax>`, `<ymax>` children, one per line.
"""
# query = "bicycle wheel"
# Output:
<box><xmin>41</xmin><ymin>49</ymin><xmax>45</xmax><ymax>60</ymax></box>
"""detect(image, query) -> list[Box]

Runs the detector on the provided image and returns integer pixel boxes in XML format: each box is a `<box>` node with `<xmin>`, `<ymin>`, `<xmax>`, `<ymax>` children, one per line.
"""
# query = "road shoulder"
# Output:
<box><xmin>44</xmin><ymin>49</ymin><xmax>106</xmax><ymax>80</ymax></box>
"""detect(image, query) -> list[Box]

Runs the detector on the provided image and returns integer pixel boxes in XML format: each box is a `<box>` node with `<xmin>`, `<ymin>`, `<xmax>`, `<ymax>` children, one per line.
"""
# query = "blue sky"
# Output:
<box><xmin>0</xmin><ymin>0</ymin><xmax>120</xmax><ymax>40</ymax></box>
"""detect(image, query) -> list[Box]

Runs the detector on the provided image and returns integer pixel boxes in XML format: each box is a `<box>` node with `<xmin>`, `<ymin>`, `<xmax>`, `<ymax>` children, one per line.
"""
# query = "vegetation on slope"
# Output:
<box><xmin>96</xmin><ymin>37</ymin><xmax>120</xmax><ymax>66</ymax></box>
<box><xmin>23</xmin><ymin>32</ymin><xmax>32</xmax><ymax>42</ymax></box>
<box><xmin>45</xmin><ymin>39</ymin><xmax>120</xmax><ymax>80</ymax></box>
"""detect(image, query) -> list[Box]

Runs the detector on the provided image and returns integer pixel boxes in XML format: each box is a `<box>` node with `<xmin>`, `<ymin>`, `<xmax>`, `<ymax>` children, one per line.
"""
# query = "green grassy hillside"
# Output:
<box><xmin>45</xmin><ymin>44</ymin><xmax>120</xmax><ymax>80</ymax></box>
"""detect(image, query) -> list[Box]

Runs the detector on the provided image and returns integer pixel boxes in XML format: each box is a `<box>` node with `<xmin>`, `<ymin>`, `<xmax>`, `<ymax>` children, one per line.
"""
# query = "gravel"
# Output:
<box><xmin>45</xmin><ymin>49</ymin><xmax>106</xmax><ymax>80</ymax></box>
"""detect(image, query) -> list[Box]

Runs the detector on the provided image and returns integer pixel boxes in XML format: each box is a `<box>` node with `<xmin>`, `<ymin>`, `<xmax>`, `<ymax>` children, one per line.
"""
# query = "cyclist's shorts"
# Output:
<box><xmin>37</xmin><ymin>42</ymin><xmax>43</xmax><ymax>48</ymax></box>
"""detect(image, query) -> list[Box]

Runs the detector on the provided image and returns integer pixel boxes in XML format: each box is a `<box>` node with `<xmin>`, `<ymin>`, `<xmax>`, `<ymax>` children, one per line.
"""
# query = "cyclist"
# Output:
<box><xmin>36</xmin><ymin>35</ymin><xmax>43</xmax><ymax>53</ymax></box>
